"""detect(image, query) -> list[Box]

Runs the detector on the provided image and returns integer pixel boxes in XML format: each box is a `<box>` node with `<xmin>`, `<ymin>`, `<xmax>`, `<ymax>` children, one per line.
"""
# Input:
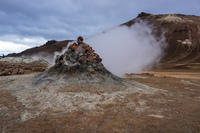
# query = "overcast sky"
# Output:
<box><xmin>0</xmin><ymin>0</ymin><xmax>200</xmax><ymax>55</ymax></box>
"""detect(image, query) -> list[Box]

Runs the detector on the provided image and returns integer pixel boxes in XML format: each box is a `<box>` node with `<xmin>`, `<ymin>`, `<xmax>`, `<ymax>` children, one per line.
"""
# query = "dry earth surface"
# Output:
<box><xmin>1</xmin><ymin>12</ymin><xmax>200</xmax><ymax>132</ymax></box>
<box><xmin>0</xmin><ymin>65</ymin><xmax>200</xmax><ymax>133</ymax></box>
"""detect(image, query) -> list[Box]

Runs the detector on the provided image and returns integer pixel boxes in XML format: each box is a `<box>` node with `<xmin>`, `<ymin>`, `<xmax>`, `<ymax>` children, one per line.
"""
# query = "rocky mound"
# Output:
<box><xmin>0</xmin><ymin>61</ymin><xmax>47</xmax><ymax>76</ymax></box>
<box><xmin>33</xmin><ymin>36</ymin><xmax>122</xmax><ymax>85</ymax></box>
<box><xmin>52</xmin><ymin>36</ymin><xmax>103</xmax><ymax>73</ymax></box>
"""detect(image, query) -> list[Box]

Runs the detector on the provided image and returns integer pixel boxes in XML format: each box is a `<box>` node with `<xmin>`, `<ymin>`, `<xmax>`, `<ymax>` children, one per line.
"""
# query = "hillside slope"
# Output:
<box><xmin>7</xmin><ymin>40</ymin><xmax>73</xmax><ymax>58</ymax></box>
<box><xmin>123</xmin><ymin>12</ymin><xmax>200</xmax><ymax>64</ymax></box>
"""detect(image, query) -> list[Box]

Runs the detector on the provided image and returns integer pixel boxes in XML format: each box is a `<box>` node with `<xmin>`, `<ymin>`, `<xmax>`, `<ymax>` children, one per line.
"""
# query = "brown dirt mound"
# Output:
<box><xmin>0</xmin><ymin>61</ymin><xmax>48</xmax><ymax>76</ymax></box>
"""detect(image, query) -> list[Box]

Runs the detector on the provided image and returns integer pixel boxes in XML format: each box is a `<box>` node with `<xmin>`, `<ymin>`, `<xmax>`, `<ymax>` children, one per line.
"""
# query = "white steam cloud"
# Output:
<box><xmin>85</xmin><ymin>20</ymin><xmax>166</xmax><ymax>76</ymax></box>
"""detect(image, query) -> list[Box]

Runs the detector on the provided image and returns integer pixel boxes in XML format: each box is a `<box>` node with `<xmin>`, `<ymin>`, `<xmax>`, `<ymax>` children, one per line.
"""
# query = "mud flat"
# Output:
<box><xmin>146</xmin><ymin>69</ymin><xmax>200</xmax><ymax>80</ymax></box>
<box><xmin>147</xmin><ymin>63</ymin><xmax>200</xmax><ymax>80</ymax></box>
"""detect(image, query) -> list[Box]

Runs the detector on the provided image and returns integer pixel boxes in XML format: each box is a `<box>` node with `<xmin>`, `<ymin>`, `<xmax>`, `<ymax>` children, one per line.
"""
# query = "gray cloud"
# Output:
<box><xmin>0</xmin><ymin>0</ymin><xmax>200</xmax><ymax>54</ymax></box>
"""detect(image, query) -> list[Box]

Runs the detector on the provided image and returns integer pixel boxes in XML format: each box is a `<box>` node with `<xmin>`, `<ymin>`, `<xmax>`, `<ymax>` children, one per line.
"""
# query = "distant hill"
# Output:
<box><xmin>122</xmin><ymin>12</ymin><xmax>200</xmax><ymax>64</ymax></box>
<box><xmin>7</xmin><ymin>40</ymin><xmax>73</xmax><ymax>58</ymax></box>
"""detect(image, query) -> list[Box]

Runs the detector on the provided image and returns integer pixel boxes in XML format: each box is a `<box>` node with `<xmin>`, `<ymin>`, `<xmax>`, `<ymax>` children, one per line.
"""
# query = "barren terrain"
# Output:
<box><xmin>0</xmin><ymin>65</ymin><xmax>200</xmax><ymax>133</ymax></box>
<box><xmin>1</xmin><ymin>12</ymin><xmax>200</xmax><ymax>133</ymax></box>
<box><xmin>151</xmin><ymin>63</ymin><xmax>200</xmax><ymax>80</ymax></box>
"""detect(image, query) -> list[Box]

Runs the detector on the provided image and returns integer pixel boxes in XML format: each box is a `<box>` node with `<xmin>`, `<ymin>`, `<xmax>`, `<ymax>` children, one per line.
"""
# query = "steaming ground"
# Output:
<box><xmin>0</xmin><ymin>73</ymin><xmax>167</xmax><ymax>122</ymax></box>
<box><xmin>28</xmin><ymin>20</ymin><xmax>166</xmax><ymax>77</ymax></box>
<box><xmin>1</xmin><ymin>71</ymin><xmax>200</xmax><ymax>132</ymax></box>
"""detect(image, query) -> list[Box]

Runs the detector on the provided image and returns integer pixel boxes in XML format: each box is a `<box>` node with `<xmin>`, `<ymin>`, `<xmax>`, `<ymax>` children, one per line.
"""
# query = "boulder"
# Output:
<box><xmin>45</xmin><ymin>40</ymin><xmax>57</xmax><ymax>45</ymax></box>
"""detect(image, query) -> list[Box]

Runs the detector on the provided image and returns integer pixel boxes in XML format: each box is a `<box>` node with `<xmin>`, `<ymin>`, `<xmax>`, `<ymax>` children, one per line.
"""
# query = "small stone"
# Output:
<box><xmin>87</xmin><ymin>65</ymin><xmax>95</xmax><ymax>72</ymax></box>
<box><xmin>78</xmin><ymin>56</ymin><xmax>86</xmax><ymax>63</ymax></box>
<box><xmin>18</xmin><ymin>69</ymin><xmax>24</xmax><ymax>74</ymax></box>
<box><xmin>0</xmin><ymin>104</ymin><xmax>8</xmax><ymax>110</ymax></box>
<box><xmin>12</xmin><ymin>68</ymin><xmax>19</xmax><ymax>75</ymax></box>
<box><xmin>79</xmin><ymin>53</ymin><xmax>84</xmax><ymax>57</ymax></box>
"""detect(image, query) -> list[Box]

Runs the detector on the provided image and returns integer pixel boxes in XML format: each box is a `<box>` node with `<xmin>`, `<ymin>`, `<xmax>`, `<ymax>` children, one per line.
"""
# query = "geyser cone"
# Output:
<box><xmin>33</xmin><ymin>36</ymin><xmax>122</xmax><ymax>85</ymax></box>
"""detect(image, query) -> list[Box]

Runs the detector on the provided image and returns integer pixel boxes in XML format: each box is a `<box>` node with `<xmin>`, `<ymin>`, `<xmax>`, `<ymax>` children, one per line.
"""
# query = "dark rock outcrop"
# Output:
<box><xmin>44</xmin><ymin>40</ymin><xmax>57</xmax><ymax>45</ymax></box>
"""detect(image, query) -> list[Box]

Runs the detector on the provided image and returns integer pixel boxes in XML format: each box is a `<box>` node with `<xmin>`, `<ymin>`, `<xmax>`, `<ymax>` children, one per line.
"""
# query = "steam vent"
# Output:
<box><xmin>33</xmin><ymin>36</ymin><xmax>122</xmax><ymax>85</ymax></box>
<box><xmin>53</xmin><ymin>36</ymin><xmax>103</xmax><ymax>73</ymax></box>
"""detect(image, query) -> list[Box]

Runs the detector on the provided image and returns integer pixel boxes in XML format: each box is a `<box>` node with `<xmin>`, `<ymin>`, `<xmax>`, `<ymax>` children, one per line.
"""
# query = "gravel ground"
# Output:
<box><xmin>0</xmin><ymin>70</ymin><xmax>200</xmax><ymax>133</ymax></box>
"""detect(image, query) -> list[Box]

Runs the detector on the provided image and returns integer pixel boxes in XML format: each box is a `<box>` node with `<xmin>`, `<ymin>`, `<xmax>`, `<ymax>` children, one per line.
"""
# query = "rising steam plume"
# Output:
<box><xmin>84</xmin><ymin>19</ymin><xmax>166</xmax><ymax>76</ymax></box>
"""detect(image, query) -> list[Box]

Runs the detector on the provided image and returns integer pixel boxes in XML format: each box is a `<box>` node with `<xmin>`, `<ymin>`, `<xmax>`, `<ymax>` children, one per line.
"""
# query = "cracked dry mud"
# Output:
<box><xmin>0</xmin><ymin>70</ymin><xmax>200</xmax><ymax>133</ymax></box>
